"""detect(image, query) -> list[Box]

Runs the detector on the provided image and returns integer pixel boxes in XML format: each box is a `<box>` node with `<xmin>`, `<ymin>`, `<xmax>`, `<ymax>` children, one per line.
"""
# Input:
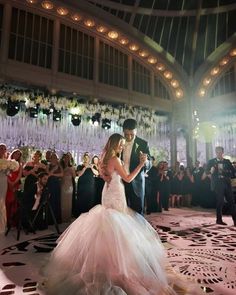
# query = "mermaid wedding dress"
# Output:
<box><xmin>44</xmin><ymin>171</ymin><xmax>201</xmax><ymax>295</ymax></box>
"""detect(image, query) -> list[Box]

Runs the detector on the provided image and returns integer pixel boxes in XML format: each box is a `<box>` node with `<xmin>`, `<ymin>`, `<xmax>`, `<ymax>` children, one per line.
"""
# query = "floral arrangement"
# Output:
<box><xmin>0</xmin><ymin>159</ymin><xmax>19</xmax><ymax>172</ymax></box>
<box><xmin>0</xmin><ymin>84</ymin><xmax>168</xmax><ymax>134</ymax></box>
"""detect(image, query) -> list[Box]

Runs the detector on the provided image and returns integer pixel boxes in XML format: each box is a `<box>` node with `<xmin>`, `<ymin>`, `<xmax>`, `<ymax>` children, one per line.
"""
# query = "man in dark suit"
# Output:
<box><xmin>122</xmin><ymin>119</ymin><xmax>151</xmax><ymax>214</ymax></box>
<box><xmin>207</xmin><ymin>146</ymin><xmax>236</xmax><ymax>226</ymax></box>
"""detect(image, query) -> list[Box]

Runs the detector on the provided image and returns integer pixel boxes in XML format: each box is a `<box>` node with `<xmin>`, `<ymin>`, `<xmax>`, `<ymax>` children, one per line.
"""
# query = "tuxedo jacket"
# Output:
<box><xmin>123</xmin><ymin>136</ymin><xmax>152</xmax><ymax>200</ymax></box>
<box><xmin>207</xmin><ymin>157</ymin><xmax>234</xmax><ymax>190</ymax></box>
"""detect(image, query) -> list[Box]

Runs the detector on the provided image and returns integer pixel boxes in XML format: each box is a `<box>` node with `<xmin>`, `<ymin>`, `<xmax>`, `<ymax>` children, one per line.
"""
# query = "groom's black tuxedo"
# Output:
<box><xmin>207</xmin><ymin>157</ymin><xmax>236</xmax><ymax>224</ymax></box>
<box><xmin>122</xmin><ymin>136</ymin><xmax>151</xmax><ymax>214</ymax></box>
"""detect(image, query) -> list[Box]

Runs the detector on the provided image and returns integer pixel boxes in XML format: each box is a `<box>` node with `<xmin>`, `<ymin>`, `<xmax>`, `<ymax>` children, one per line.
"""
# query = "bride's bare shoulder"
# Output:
<box><xmin>108</xmin><ymin>156</ymin><xmax>121</xmax><ymax>166</ymax></box>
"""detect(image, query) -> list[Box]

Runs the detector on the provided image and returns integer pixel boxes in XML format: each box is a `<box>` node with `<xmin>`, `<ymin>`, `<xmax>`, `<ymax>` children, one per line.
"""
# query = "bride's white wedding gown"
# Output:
<box><xmin>44</xmin><ymin>171</ymin><xmax>201</xmax><ymax>295</ymax></box>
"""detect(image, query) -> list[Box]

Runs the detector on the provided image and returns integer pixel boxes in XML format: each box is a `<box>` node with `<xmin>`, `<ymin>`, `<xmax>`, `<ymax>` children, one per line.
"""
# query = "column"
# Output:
<box><xmin>170</xmin><ymin>115</ymin><xmax>177</xmax><ymax>167</ymax></box>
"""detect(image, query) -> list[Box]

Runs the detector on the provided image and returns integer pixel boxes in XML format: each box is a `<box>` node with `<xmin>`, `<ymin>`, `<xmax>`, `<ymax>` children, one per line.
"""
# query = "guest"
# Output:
<box><xmin>171</xmin><ymin>164</ymin><xmax>184</xmax><ymax>208</ymax></box>
<box><xmin>47</xmin><ymin>152</ymin><xmax>63</xmax><ymax>224</ymax></box>
<box><xmin>145</xmin><ymin>157</ymin><xmax>158</xmax><ymax>214</ymax></box>
<box><xmin>5</xmin><ymin>149</ymin><xmax>23</xmax><ymax>228</ymax></box>
<box><xmin>22</xmin><ymin>172</ymin><xmax>49</xmax><ymax>231</ymax></box>
<box><xmin>158</xmin><ymin>161</ymin><xmax>171</xmax><ymax>211</ymax></box>
<box><xmin>66</xmin><ymin>152</ymin><xmax>77</xmax><ymax>217</ymax></box>
<box><xmin>91</xmin><ymin>155</ymin><xmax>104</xmax><ymax>205</ymax></box>
<box><xmin>23</xmin><ymin>150</ymin><xmax>47</xmax><ymax>192</ymax></box>
<box><xmin>76</xmin><ymin>152</ymin><xmax>97</xmax><ymax>215</ymax></box>
<box><xmin>0</xmin><ymin>144</ymin><xmax>19</xmax><ymax>233</ymax></box>
<box><xmin>60</xmin><ymin>153</ymin><xmax>76</xmax><ymax>222</ymax></box>
<box><xmin>41</xmin><ymin>150</ymin><xmax>52</xmax><ymax>165</ymax></box>
<box><xmin>182</xmin><ymin>167</ymin><xmax>194</xmax><ymax>207</ymax></box>
<box><xmin>207</xmin><ymin>146</ymin><xmax>236</xmax><ymax>226</ymax></box>
<box><xmin>192</xmin><ymin>160</ymin><xmax>204</xmax><ymax>206</ymax></box>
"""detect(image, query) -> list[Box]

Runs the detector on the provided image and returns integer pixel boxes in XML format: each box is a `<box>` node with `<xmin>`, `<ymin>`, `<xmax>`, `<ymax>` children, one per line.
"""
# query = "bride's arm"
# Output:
<box><xmin>113</xmin><ymin>157</ymin><xmax>144</xmax><ymax>183</ymax></box>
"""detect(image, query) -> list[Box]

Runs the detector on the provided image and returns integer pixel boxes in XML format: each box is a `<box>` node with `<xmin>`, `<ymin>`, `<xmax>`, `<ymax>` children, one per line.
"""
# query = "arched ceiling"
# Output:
<box><xmin>21</xmin><ymin>0</ymin><xmax>236</xmax><ymax>99</ymax></box>
<box><xmin>82</xmin><ymin>0</ymin><xmax>236</xmax><ymax>77</ymax></box>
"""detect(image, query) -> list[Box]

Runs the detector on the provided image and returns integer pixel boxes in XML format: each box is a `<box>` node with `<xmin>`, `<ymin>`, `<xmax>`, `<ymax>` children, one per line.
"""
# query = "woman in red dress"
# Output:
<box><xmin>5</xmin><ymin>149</ymin><xmax>23</xmax><ymax>227</ymax></box>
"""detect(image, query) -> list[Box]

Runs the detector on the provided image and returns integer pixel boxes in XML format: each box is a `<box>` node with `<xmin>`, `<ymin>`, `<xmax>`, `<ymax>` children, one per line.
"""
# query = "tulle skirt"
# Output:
<box><xmin>43</xmin><ymin>205</ymin><xmax>202</xmax><ymax>295</ymax></box>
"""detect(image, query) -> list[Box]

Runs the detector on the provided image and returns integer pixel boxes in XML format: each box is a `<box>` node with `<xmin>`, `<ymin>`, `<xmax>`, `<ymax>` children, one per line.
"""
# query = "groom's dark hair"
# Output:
<box><xmin>123</xmin><ymin>119</ymin><xmax>137</xmax><ymax>130</ymax></box>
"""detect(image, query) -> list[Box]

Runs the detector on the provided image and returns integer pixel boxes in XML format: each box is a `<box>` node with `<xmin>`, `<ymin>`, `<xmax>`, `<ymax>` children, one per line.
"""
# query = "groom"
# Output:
<box><xmin>122</xmin><ymin>119</ymin><xmax>151</xmax><ymax>214</ymax></box>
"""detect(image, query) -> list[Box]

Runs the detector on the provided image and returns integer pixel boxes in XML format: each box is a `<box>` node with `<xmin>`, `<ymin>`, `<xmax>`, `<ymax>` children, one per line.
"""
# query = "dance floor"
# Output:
<box><xmin>0</xmin><ymin>207</ymin><xmax>236</xmax><ymax>295</ymax></box>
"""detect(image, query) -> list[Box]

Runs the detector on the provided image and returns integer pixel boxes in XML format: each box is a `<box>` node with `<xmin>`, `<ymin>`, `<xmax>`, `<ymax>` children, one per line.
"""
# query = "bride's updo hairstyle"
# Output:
<box><xmin>99</xmin><ymin>133</ymin><xmax>124</xmax><ymax>178</ymax></box>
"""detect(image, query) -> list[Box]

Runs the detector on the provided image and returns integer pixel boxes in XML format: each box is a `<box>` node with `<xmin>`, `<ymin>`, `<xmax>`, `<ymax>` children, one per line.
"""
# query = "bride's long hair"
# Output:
<box><xmin>99</xmin><ymin>133</ymin><xmax>124</xmax><ymax>178</ymax></box>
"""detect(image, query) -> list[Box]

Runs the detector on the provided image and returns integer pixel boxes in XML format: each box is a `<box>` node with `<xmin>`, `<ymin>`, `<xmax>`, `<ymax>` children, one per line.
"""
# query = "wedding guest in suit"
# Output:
<box><xmin>122</xmin><ymin>118</ymin><xmax>151</xmax><ymax>214</ymax></box>
<box><xmin>207</xmin><ymin>146</ymin><xmax>236</xmax><ymax>226</ymax></box>
<box><xmin>22</xmin><ymin>172</ymin><xmax>49</xmax><ymax>231</ymax></box>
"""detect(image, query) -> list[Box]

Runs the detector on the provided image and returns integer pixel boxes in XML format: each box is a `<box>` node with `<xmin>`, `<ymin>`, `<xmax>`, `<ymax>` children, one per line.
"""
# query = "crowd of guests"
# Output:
<box><xmin>1</xmin><ymin>145</ymin><xmax>105</xmax><ymax>233</ymax></box>
<box><xmin>1</xmin><ymin>142</ymin><xmax>236</xmax><ymax>233</ymax></box>
<box><xmin>145</xmin><ymin>158</ymin><xmax>236</xmax><ymax>214</ymax></box>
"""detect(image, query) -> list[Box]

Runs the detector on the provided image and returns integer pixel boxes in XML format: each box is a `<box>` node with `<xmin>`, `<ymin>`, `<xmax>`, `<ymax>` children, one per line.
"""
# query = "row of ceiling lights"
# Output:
<box><xmin>26</xmin><ymin>0</ymin><xmax>184</xmax><ymax>100</ymax></box>
<box><xmin>198</xmin><ymin>48</ymin><xmax>236</xmax><ymax>98</ymax></box>
<box><xmin>6</xmin><ymin>99</ymin><xmax>111</xmax><ymax>128</ymax></box>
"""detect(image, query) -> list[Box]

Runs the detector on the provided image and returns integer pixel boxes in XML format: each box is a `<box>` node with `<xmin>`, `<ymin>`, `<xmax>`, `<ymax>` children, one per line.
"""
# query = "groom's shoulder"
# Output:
<box><xmin>136</xmin><ymin>136</ymin><xmax>148</xmax><ymax>145</ymax></box>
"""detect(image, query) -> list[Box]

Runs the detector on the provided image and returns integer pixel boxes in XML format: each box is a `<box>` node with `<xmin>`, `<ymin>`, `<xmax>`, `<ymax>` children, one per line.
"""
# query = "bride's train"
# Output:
<box><xmin>42</xmin><ymin>172</ymin><xmax>202</xmax><ymax>295</ymax></box>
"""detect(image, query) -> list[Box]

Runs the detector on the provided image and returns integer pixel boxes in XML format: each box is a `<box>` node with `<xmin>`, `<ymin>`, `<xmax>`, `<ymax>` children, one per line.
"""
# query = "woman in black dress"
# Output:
<box><xmin>91</xmin><ymin>155</ymin><xmax>104</xmax><ymax>205</ymax></box>
<box><xmin>76</xmin><ymin>153</ymin><xmax>98</xmax><ymax>215</ymax></box>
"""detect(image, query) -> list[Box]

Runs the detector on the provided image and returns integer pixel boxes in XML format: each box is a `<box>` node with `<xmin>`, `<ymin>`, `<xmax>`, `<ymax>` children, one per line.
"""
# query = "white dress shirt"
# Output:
<box><xmin>123</xmin><ymin>139</ymin><xmax>134</xmax><ymax>174</ymax></box>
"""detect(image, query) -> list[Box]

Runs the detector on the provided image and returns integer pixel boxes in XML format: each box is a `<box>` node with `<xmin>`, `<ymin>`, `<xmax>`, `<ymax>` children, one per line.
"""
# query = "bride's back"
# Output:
<box><xmin>101</xmin><ymin>158</ymin><xmax>127</xmax><ymax>212</ymax></box>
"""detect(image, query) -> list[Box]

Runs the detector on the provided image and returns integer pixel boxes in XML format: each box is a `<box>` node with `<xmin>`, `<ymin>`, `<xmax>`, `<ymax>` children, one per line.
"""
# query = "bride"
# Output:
<box><xmin>43</xmin><ymin>134</ymin><xmax>201</xmax><ymax>295</ymax></box>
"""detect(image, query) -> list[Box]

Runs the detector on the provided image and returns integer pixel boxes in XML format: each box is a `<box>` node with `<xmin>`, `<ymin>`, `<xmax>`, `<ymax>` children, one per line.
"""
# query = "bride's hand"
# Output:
<box><xmin>139</xmin><ymin>151</ymin><xmax>147</xmax><ymax>166</ymax></box>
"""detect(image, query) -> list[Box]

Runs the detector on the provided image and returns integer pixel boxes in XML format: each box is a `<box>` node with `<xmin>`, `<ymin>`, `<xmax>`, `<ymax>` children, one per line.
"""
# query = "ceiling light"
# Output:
<box><xmin>210</xmin><ymin>67</ymin><xmax>220</xmax><ymax>76</ymax></box>
<box><xmin>139</xmin><ymin>50</ymin><xmax>148</xmax><ymax>57</ymax></box>
<box><xmin>102</xmin><ymin>118</ymin><xmax>111</xmax><ymax>130</ymax></box>
<box><xmin>41</xmin><ymin>1</ymin><xmax>53</xmax><ymax>10</ymax></box>
<box><xmin>29</xmin><ymin>106</ymin><xmax>38</xmax><ymax>118</ymax></box>
<box><xmin>148</xmin><ymin>56</ymin><xmax>157</xmax><ymax>64</ymax></box>
<box><xmin>164</xmin><ymin>71</ymin><xmax>173</xmax><ymax>79</ymax></box>
<box><xmin>84</xmin><ymin>19</ymin><xmax>95</xmax><ymax>27</ymax></box>
<box><xmin>71</xmin><ymin>114</ymin><xmax>81</xmax><ymax>126</ymax></box>
<box><xmin>129</xmin><ymin>44</ymin><xmax>139</xmax><ymax>51</ymax></box>
<box><xmin>229</xmin><ymin>48</ymin><xmax>236</xmax><ymax>56</ymax></box>
<box><xmin>219</xmin><ymin>57</ymin><xmax>229</xmax><ymax>66</ymax></box>
<box><xmin>199</xmin><ymin>88</ymin><xmax>206</xmax><ymax>97</ymax></box>
<box><xmin>175</xmin><ymin>89</ymin><xmax>183</xmax><ymax>99</ymax></box>
<box><xmin>57</xmin><ymin>7</ymin><xmax>69</xmax><ymax>16</ymax></box>
<box><xmin>26</xmin><ymin>0</ymin><xmax>37</xmax><ymax>4</ymax></box>
<box><xmin>203</xmin><ymin>77</ymin><xmax>211</xmax><ymax>86</ymax></box>
<box><xmin>156</xmin><ymin>63</ymin><xmax>165</xmax><ymax>71</ymax></box>
<box><xmin>71</xmin><ymin>14</ymin><xmax>82</xmax><ymax>22</ymax></box>
<box><xmin>97</xmin><ymin>26</ymin><xmax>107</xmax><ymax>33</ymax></box>
<box><xmin>6</xmin><ymin>100</ymin><xmax>20</xmax><ymax>116</ymax></box>
<box><xmin>170</xmin><ymin>80</ymin><xmax>179</xmax><ymax>88</ymax></box>
<box><xmin>119</xmin><ymin>38</ymin><xmax>129</xmax><ymax>45</ymax></box>
<box><xmin>108</xmin><ymin>31</ymin><xmax>119</xmax><ymax>39</ymax></box>
<box><xmin>53</xmin><ymin>110</ymin><xmax>61</xmax><ymax>121</ymax></box>
<box><xmin>91</xmin><ymin>113</ymin><xmax>101</xmax><ymax>126</ymax></box>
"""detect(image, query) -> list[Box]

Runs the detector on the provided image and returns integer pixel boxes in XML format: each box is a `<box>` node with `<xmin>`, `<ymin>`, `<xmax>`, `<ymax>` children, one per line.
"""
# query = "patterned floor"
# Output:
<box><xmin>0</xmin><ymin>208</ymin><xmax>236</xmax><ymax>295</ymax></box>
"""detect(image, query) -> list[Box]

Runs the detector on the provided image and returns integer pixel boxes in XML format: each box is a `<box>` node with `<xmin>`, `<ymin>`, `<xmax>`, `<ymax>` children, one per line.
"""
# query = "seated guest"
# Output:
<box><xmin>22</xmin><ymin>172</ymin><xmax>49</xmax><ymax>231</ymax></box>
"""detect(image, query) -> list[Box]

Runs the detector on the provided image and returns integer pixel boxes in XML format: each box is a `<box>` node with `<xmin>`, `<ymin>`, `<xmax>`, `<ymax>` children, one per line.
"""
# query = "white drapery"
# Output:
<box><xmin>0</xmin><ymin>110</ymin><xmax>170</xmax><ymax>162</ymax></box>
